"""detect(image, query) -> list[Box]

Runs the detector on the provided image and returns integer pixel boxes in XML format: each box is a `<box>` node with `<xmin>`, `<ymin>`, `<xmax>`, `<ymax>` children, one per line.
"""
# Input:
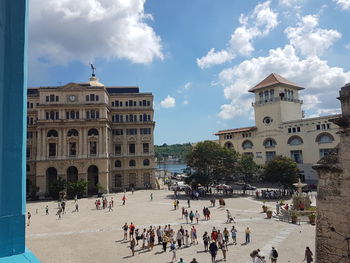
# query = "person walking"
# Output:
<box><xmin>226</xmin><ymin>209</ymin><xmax>233</xmax><ymax>223</ymax></box>
<box><xmin>203</xmin><ymin>231</ymin><xmax>210</xmax><ymax>251</ymax></box>
<box><xmin>170</xmin><ymin>241</ymin><xmax>177</xmax><ymax>262</ymax></box>
<box><xmin>269</xmin><ymin>247</ymin><xmax>278</xmax><ymax>263</ymax></box>
<box><xmin>250</xmin><ymin>249</ymin><xmax>261</xmax><ymax>262</ymax></box>
<box><xmin>45</xmin><ymin>205</ymin><xmax>49</xmax><ymax>215</ymax></box>
<box><xmin>184</xmin><ymin>229</ymin><xmax>190</xmax><ymax>247</ymax></box>
<box><xmin>223</xmin><ymin>227</ymin><xmax>229</xmax><ymax>244</ymax></box>
<box><xmin>209</xmin><ymin>240</ymin><xmax>218</xmax><ymax>263</ymax></box>
<box><xmin>56</xmin><ymin>207</ymin><xmax>62</xmax><ymax>219</ymax></box>
<box><xmin>184</xmin><ymin>210</ymin><xmax>189</xmax><ymax>224</ymax></box>
<box><xmin>245</xmin><ymin>227</ymin><xmax>251</xmax><ymax>243</ymax></box>
<box><xmin>191</xmin><ymin>226</ymin><xmax>198</xmax><ymax>245</ymax></box>
<box><xmin>130</xmin><ymin>237</ymin><xmax>136</xmax><ymax>256</ymax></box>
<box><xmin>75</xmin><ymin>202</ymin><xmax>79</xmax><ymax>212</ymax></box>
<box><xmin>150</xmin><ymin>193</ymin><xmax>153</xmax><ymax>201</ymax></box>
<box><xmin>176</xmin><ymin>229</ymin><xmax>183</xmax><ymax>247</ymax></box>
<box><xmin>231</xmin><ymin>226</ymin><xmax>237</xmax><ymax>245</ymax></box>
<box><xmin>122</xmin><ymin>223</ymin><xmax>128</xmax><ymax>240</ymax></box>
<box><xmin>221</xmin><ymin>242</ymin><xmax>228</xmax><ymax>261</ymax></box>
<box><xmin>275</xmin><ymin>201</ymin><xmax>280</xmax><ymax>215</ymax></box>
<box><xmin>304</xmin><ymin>246</ymin><xmax>313</xmax><ymax>263</ymax></box>
<box><xmin>108</xmin><ymin>201</ymin><xmax>112</xmax><ymax>211</ymax></box>
<box><xmin>195</xmin><ymin>210</ymin><xmax>200</xmax><ymax>224</ymax></box>
<box><xmin>173</xmin><ymin>200</ymin><xmax>177</xmax><ymax>210</ymax></box>
<box><xmin>122</xmin><ymin>195</ymin><xmax>126</xmax><ymax>205</ymax></box>
<box><xmin>189</xmin><ymin>211</ymin><xmax>194</xmax><ymax>224</ymax></box>
<box><xmin>187</xmin><ymin>198</ymin><xmax>191</xmax><ymax>208</ymax></box>
<box><xmin>162</xmin><ymin>234</ymin><xmax>168</xmax><ymax>252</ymax></box>
<box><xmin>157</xmin><ymin>225</ymin><xmax>163</xmax><ymax>244</ymax></box>
<box><xmin>27</xmin><ymin>212</ymin><xmax>31</xmax><ymax>226</ymax></box>
<box><xmin>129</xmin><ymin>222</ymin><xmax>135</xmax><ymax>240</ymax></box>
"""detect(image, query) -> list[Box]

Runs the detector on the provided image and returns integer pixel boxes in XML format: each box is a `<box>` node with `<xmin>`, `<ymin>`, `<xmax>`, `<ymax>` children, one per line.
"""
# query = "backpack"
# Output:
<box><xmin>170</xmin><ymin>243</ymin><xmax>175</xmax><ymax>250</ymax></box>
<box><xmin>272</xmin><ymin>249</ymin><xmax>278</xmax><ymax>258</ymax></box>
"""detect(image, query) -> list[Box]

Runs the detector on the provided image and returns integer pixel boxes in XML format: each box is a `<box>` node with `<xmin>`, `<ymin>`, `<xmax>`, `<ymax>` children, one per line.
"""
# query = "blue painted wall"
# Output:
<box><xmin>0</xmin><ymin>0</ymin><xmax>28</xmax><ymax>257</ymax></box>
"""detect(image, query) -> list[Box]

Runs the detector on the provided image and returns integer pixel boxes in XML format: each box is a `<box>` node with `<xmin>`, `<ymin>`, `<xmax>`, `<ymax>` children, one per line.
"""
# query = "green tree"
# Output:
<box><xmin>237</xmin><ymin>154</ymin><xmax>261</xmax><ymax>183</ymax></box>
<box><xmin>67</xmin><ymin>179</ymin><xmax>88</xmax><ymax>197</ymax></box>
<box><xmin>186</xmin><ymin>141</ymin><xmax>239</xmax><ymax>186</ymax></box>
<box><xmin>48</xmin><ymin>177</ymin><xmax>67</xmax><ymax>200</ymax></box>
<box><xmin>262</xmin><ymin>155</ymin><xmax>299</xmax><ymax>190</ymax></box>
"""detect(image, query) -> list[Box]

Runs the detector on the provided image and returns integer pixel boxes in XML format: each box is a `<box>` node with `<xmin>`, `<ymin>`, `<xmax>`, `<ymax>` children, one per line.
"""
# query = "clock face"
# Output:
<box><xmin>69</xmin><ymin>95</ymin><xmax>76</xmax><ymax>102</ymax></box>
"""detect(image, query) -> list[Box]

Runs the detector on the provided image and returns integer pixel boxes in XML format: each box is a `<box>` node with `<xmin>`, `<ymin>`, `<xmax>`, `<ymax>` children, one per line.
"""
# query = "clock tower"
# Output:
<box><xmin>249</xmin><ymin>73</ymin><xmax>304</xmax><ymax>130</ymax></box>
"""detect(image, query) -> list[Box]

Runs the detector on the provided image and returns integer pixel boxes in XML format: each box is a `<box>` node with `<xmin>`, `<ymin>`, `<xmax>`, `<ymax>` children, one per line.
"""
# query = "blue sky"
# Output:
<box><xmin>28</xmin><ymin>0</ymin><xmax>350</xmax><ymax>145</ymax></box>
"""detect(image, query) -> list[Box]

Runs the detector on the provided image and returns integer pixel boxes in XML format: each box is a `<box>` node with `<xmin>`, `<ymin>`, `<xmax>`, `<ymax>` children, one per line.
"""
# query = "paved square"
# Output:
<box><xmin>26</xmin><ymin>189</ymin><xmax>315</xmax><ymax>263</ymax></box>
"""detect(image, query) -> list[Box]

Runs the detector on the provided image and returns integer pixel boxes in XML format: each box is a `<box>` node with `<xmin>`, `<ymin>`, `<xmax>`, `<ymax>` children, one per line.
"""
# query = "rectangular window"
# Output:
<box><xmin>129</xmin><ymin>100</ymin><xmax>133</xmax><ymax>107</ymax></box>
<box><xmin>112</xmin><ymin>129</ymin><xmax>123</xmax><ymax>135</ymax></box>
<box><xmin>327</xmin><ymin>123</ymin><xmax>330</xmax><ymax>129</ymax></box>
<box><xmin>125</xmin><ymin>101</ymin><xmax>128</xmax><ymax>107</ymax></box>
<box><xmin>140</xmin><ymin>128</ymin><xmax>151</xmax><ymax>135</ymax></box>
<box><xmin>322</xmin><ymin>124</ymin><xmax>326</xmax><ymax>130</ymax></box>
<box><xmin>111</xmin><ymin>101</ymin><xmax>115</xmax><ymax>107</ymax></box>
<box><xmin>114</xmin><ymin>174</ymin><xmax>122</xmax><ymax>188</ymax></box>
<box><xmin>291</xmin><ymin>150</ymin><xmax>303</xmax><ymax>164</ymax></box>
<box><xmin>266</xmin><ymin>151</ymin><xmax>276</xmax><ymax>162</ymax></box>
<box><xmin>288</xmin><ymin>128</ymin><xmax>291</xmax><ymax>133</ymax></box>
<box><xmin>69</xmin><ymin>142</ymin><xmax>77</xmax><ymax>156</ymax></box>
<box><xmin>320</xmin><ymin>148</ymin><xmax>333</xmax><ymax>158</ymax></box>
<box><xmin>50</xmin><ymin>94</ymin><xmax>55</xmax><ymax>102</ymax></box>
<box><xmin>256</xmin><ymin>152</ymin><xmax>262</xmax><ymax>158</ymax></box>
<box><xmin>126</xmin><ymin>129</ymin><xmax>137</xmax><ymax>135</ymax></box>
<box><xmin>89</xmin><ymin>141</ymin><xmax>97</xmax><ymax>155</ymax></box>
<box><xmin>143</xmin><ymin>143</ymin><xmax>149</xmax><ymax>153</ymax></box>
<box><xmin>116</xmin><ymin>100</ymin><xmax>119</xmax><ymax>107</ymax></box>
<box><xmin>90</xmin><ymin>94</ymin><xmax>95</xmax><ymax>101</ymax></box>
<box><xmin>129</xmin><ymin>144</ymin><xmax>135</xmax><ymax>154</ymax></box>
<box><xmin>86</xmin><ymin>95</ymin><xmax>89</xmax><ymax>101</ymax></box>
<box><xmin>86</xmin><ymin>111</ymin><xmax>90</xmax><ymax>119</ymax></box>
<box><xmin>143</xmin><ymin>100</ymin><xmax>147</xmax><ymax>106</ymax></box>
<box><xmin>297</xmin><ymin>127</ymin><xmax>301</xmax><ymax>132</ymax></box>
<box><xmin>316</xmin><ymin>124</ymin><xmax>320</xmax><ymax>130</ymax></box>
<box><xmin>139</xmin><ymin>101</ymin><xmax>142</xmax><ymax>107</ymax></box>
<box><xmin>46</xmin><ymin>96</ymin><xmax>49</xmax><ymax>102</ymax></box>
<box><xmin>120</xmin><ymin>101</ymin><xmax>123</xmax><ymax>107</ymax></box>
<box><xmin>292</xmin><ymin>128</ymin><xmax>296</xmax><ymax>133</ymax></box>
<box><xmin>115</xmin><ymin>144</ymin><xmax>122</xmax><ymax>155</ymax></box>
<box><xmin>55</xmin><ymin>111</ymin><xmax>59</xmax><ymax>120</ymax></box>
<box><xmin>49</xmin><ymin>143</ymin><xmax>56</xmax><ymax>157</ymax></box>
<box><xmin>76</xmin><ymin>111</ymin><xmax>79</xmax><ymax>119</ymax></box>
<box><xmin>55</xmin><ymin>96</ymin><xmax>59</xmax><ymax>102</ymax></box>
<box><xmin>96</xmin><ymin>110</ymin><xmax>99</xmax><ymax>119</ymax></box>
<box><xmin>46</xmin><ymin>112</ymin><xmax>49</xmax><ymax>120</ymax></box>
<box><xmin>66</xmin><ymin>112</ymin><xmax>70</xmax><ymax>119</ymax></box>
<box><xmin>96</xmin><ymin>95</ymin><xmax>99</xmax><ymax>101</ymax></box>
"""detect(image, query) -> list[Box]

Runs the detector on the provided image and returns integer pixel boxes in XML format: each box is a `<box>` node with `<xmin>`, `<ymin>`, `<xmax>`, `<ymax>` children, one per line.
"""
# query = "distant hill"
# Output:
<box><xmin>155</xmin><ymin>143</ymin><xmax>193</xmax><ymax>162</ymax></box>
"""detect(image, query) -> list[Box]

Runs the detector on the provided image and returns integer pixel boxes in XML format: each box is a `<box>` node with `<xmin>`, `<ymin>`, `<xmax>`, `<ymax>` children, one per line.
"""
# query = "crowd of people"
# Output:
<box><xmin>26</xmin><ymin>188</ymin><xmax>314</xmax><ymax>263</ymax></box>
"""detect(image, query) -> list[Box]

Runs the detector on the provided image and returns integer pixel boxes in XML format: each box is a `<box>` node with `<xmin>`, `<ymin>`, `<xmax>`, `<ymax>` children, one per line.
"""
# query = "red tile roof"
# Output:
<box><xmin>215</xmin><ymin>126</ymin><xmax>257</xmax><ymax>135</ymax></box>
<box><xmin>248</xmin><ymin>73</ymin><xmax>304</xmax><ymax>92</ymax></box>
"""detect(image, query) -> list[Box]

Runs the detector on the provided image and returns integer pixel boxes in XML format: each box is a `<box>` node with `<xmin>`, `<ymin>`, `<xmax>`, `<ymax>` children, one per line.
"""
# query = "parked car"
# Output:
<box><xmin>242</xmin><ymin>184</ymin><xmax>256</xmax><ymax>190</ymax></box>
<box><xmin>216</xmin><ymin>184</ymin><xmax>232</xmax><ymax>190</ymax></box>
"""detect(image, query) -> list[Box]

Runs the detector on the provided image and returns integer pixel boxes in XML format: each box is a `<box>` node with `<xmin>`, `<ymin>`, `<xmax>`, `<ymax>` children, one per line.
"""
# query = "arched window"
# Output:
<box><xmin>129</xmin><ymin>160</ymin><xmax>136</xmax><ymax>167</ymax></box>
<box><xmin>288</xmin><ymin>135</ymin><xmax>303</xmax><ymax>146</ymax></box>
<box><xmin>67</xmin><ymin>129</ymin><xmax>79</xmax><ymax>137</ymax></box>
<box><xmin>143</xmin><ymin>159</ymin><xmax>150</xmax><ymax>166</ymax></box>
<box><xmin>115</xmin><ymin>160</ymin><xmax>122</xmax><ymax>168</ymax></box>
<box><xmin>242</xmin><ymin>140</ymin><xmax>253</xmax><ymax>149</ymax></box>
<box><xmin>88</xmin><ymin>128</ymin><xmax>99</xmax><ymax>136</ymax></box>
<box><xmin>264</xmin><ymin>138</ymin><xmax>276</xmax><ymax>148</ymax></box>
<box><xmin>224</xmin><ymin>142</ymin><xmax>233</xmax><ymax>149</ymax></box>
<box><xmin>316</xmin><ymin>132</ymin><xmax>335</xmax><ymax>144</ymax></box>
<box><xmin>47</xmin><ymin>129</ymin><xmax>58</xmax><ymax>137</ymax></box>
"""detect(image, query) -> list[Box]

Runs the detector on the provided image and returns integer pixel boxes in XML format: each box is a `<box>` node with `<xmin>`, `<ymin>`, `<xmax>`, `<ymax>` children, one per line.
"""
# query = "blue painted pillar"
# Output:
<box><xmin>0</xmin><ymin>0</ymin><xmax>39</xmax><ymax>262</ymax></box>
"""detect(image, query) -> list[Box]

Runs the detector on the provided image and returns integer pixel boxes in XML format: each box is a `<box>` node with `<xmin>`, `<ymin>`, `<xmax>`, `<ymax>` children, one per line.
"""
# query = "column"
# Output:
<box><xmin>62</xmin><ymin>128</ymin><xmax>67</xmax><ymax>157</ymax></box>
<box><xmin>98</xmin><ymin>127</ymin><xmax>102</xmax><ymax>156</ymax></box>
<box><xmin>0</xmin><ymin>0</ymin><xmax>40</xmax><ymax>261</ymax></box>
<box><xmin>37</xmin><ymin>128</ymin><xmax>42</xmax><ymax>158</ymax></box>
<box><xmin>79</xmin><ymin>128</ymin><xmax>83</xmax><ymax>157</ymax></box>
<box><xmin>42</xmin><ymin>128</ymin><xmax>46</xmax><ymax>159</ymax></box>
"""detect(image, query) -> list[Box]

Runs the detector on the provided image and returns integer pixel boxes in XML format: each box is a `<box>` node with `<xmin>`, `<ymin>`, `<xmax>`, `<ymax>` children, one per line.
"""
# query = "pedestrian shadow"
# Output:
<box><xmin>154</xmin><ymin>251</ymin><xmax>165</xmax><ymax>255</ymax></box>
<box><xmin>115</xmin><ymin>239</ymin><xmax>126</xmax><ymax>243</ymax></box>
<box><xmin>241</xmin><ymin>242</ymin><xmax>249</xmax><ymax>246</ymax></box>
<box><xmin>196</xmin><ymin>250</ymin><xmax>208</xmax><ymax>253</ymax></box>
<box><xmin>123</xmin><ymin>255</ymin><xmax>134</xmax><ymax>259</ymax></box>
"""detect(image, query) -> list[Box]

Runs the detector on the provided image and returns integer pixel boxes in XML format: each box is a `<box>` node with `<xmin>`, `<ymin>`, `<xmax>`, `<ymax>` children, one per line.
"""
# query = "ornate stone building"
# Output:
<box><xmin>215</xmin><ymin>73</ymin><xmax>340</xmax><ymax>184</ymax></box>
<box><xmin>313</xmin><ymin>83</ymin><xmax>350</xmax><ymax>263</ymax></box>
<box><xmin>26</xmin><ymin>75</ymin><xmax>156</xmax><ymax>196</ymax></box>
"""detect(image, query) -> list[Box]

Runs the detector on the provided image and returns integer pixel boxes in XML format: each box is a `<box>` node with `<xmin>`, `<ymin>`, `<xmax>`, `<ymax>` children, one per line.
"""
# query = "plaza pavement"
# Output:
<box><xmin>26</xmin><ymin>189</ymin><xmax>315</xmax><ymax>263</ymax></box>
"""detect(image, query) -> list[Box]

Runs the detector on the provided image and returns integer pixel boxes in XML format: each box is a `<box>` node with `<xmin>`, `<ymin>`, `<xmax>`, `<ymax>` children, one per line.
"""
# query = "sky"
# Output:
<box><xmin>28</xmin><ymin>0</ymin><xmax>350</xmax><ymax>145</ymax></box>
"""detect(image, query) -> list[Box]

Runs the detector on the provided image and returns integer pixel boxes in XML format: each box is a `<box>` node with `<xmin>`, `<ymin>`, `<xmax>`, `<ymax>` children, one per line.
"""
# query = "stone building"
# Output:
<box><xmin>313</xmin><ymin>83</ymin><xmax>350</xmax><ymax>263</ymax></box>
<box><xmin>215</xmin><ymin>73</ymin><xmax>340</xmax><ymax>184</ymax></box>
<box><xmin>26</xmin><ymin>75</ymin><xmax>156</xmax><ymax>196</ymax></box>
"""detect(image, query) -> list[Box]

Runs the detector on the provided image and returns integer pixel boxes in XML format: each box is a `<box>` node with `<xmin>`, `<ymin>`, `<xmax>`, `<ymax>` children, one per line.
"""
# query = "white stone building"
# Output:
<box><xmin>215</xmin><ymin>73</ymin><xmax>340</xmax><ymax>184</ymax></box>
<box><xmin>26</xmin><ymin>75</ymin><xmax>156</xmax><ymax>196</ymax></box>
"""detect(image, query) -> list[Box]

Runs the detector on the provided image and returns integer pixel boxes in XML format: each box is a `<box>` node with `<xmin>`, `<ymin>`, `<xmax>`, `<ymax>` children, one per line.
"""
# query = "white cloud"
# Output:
<box><xmin>160</xmin><ymin>96</ymin><xmax>176</xmax><ymax>108</ymax></box>
<box><xmin>197</xmin><ymin>1</ymin><xmax>278</xmax><ymax>69</ymax></box>
<box><xmin>217</xmin><ymin>44</ymin><xmax>350</xmax><ymax>119</ymax></box>
<box><xmin>334</xmin><ymin>0</ymin><xmax>350</xmax><ymax>10</ymax></box>
<box><xmin>177</xmin><ymin>82</ymin><xmax>192</xmax><ymax>93</ymax></box>
<box><xmin>279</xmin><ymin>0</ymin><xmax>305</xmax><ymax>7</ymax></box>
<box><xmin>285</xmin><ymin>15</ymin><xmax>341</xmax><ymax>57</ymax></box>
<box><xmin>183</xmin><ymin>100</ymin><xmax>189</xmax><ymax>105</ymax></box>
<box><xmin>308</xmin><ymin>108</ymin><xmax>341</xmax><ymax>118</ymax></box>
<box><xmin>197</xmin><ymin>49</ymin><xmax>235</xmax><ymax>69</ymax></box>
<box><xmin>29</xmin><ymin>0</ymin><xmax>163</xmax><ymax>66</ymax></box>
<box><xmin>302</xmin><ymin>94</ymin><xmax>321</xmax><ymax>110</ymax></box>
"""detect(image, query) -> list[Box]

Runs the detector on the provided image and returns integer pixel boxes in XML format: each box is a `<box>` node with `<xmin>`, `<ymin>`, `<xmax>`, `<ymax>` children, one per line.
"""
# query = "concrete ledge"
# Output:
<box><xmin>0</xmin><ymin>249</ymin><xmax>40</xmax><ymax>263</ymax></box>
